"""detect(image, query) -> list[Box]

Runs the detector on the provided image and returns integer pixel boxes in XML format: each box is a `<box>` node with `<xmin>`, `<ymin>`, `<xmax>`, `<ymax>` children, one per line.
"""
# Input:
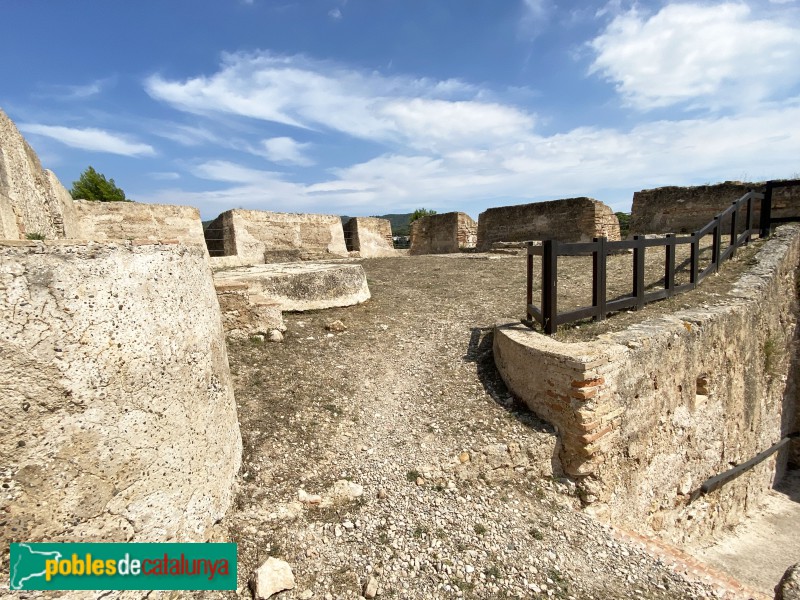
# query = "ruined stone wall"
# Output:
<box><xmin>343</xmin><ymin>217</ymin><xmax>395</xmax><ymax>257</ymax></box>
<box><xmin>203</xmin><ymin>209</ymin><xmax>348</xmax><ymax>264</ymax></box>
<box><xmin>494</xmin><ymin>224</ymin><xmax>800</xmax><ymax>543</ymax></box>
<box><xmin>409</xmin><ymin>212</ymin><xmax>477</xmax><ymax>255</ymax></box>
<box><xmin>0</xmin><ymin>240</ymin><xmax>242</xmax><ymax>543</ymax></box>
<box><xmin>630</xmin><ymin>181</ymin><xmax>800</xmax><ymax>235</ymax></box>
<box><xmin>73</xmin><ymin>200</ymin><xmax>207</xmax><ymax>249</ymax></box>
<box><xmin>476</xmin><ymin>198</ymin><xmax>620</xmax><ymax>250</ymax></box>
<box><xmin>0</xmin><ymin>109</ymin><xmax>81</xmax><ymax>240</ymax></box>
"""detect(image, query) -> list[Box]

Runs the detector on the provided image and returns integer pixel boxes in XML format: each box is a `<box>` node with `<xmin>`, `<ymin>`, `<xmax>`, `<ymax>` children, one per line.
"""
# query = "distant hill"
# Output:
<box><xmin>341</xmin><ymin>213</ymin><xmax>413</xmax><ymax>236</ymax></box>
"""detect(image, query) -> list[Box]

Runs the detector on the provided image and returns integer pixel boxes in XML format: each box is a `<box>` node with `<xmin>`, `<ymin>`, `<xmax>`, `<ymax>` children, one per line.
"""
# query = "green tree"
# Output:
<box><xmin>70</xmin><ymin>166</ymin><xmax>128</xmax><ymax>202</ymax></box>
<box><xmin>615</xmin><ymin>212</ymin><xmax>631</xmax><ymax>238</ymax></box>
<box><xmin>409</xmin><ymin>208</ymin><xmax>437</xmax><ymax>223</ymax></box>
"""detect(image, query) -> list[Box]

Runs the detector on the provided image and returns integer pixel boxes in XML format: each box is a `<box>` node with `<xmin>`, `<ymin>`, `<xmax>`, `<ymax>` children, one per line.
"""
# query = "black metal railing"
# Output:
<box><xmin>526</xmin><ymin>180</ymin><xmax>800</xmax><ymax>334</ymax></box>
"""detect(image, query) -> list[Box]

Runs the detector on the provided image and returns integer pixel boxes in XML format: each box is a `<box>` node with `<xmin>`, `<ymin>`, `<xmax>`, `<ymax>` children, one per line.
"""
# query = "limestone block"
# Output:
<box><xmin>0</xmin><ymin>108</ymin><xmax>77</xmax><ymax>240</ymax></box>
<box><xmin>410</xmin><ymin>212</ymin><xmax>477</xmax><ymax>255</ymax></box>
<box><xmin>73</xmin><ymin>200</ymin><xmax>207</xmax><ymax>250</ymax></box>
<box><xmin>213</xmin><ymin>262</ymin><xmax>371</xmax><ymax>312</ymax></box>
<box><xmin>343</xmin><ymin>217</ymin><xmax>397</xmax><ymax>257</ymax></box>
<box><xmin>477</xmin><ymin>197</ymin><xmax>620</xmax><ymax>250</ymax></box>
<box><xmin>0</xmin><ymin>241</ymin><xmax>242</xmax><ymax>543</ymax></box>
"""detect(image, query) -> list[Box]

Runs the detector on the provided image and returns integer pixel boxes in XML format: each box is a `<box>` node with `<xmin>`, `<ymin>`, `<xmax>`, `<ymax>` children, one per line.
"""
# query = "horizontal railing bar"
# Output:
<box><xmin>674</xmin><ymin>282</ymin><xmax>695</xmax><ymax>294</ymax></box>
<box><xmin>644</xmin><ymin>289</ymin><xmax>669</xmax><ymax>302</ymax></box>
<box><xmin>557</xmin><ymin>305</ymin><xmax>598</xmax><ymax>323</ymax></box>
<box><xmin>698</xmin><ymin>263</ymin><xmax>716</xmax><ymax>282</ymax></box>
<box><xmin>700</xmin><ymin>434</ymin><xmax>797</xmax><ymax>494</ymax></box>
<box><xmin>607</xmin><ymin>297</ymin><xmax>637</xmax><ymax>312</ymax></box>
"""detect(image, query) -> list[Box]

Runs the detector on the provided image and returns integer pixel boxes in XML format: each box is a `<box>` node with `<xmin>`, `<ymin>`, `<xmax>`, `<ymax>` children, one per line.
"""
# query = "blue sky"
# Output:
<box><xmin>2</xmin><ymin>0</ymin><xmax>799</xmax><ymax>220</ymax></box>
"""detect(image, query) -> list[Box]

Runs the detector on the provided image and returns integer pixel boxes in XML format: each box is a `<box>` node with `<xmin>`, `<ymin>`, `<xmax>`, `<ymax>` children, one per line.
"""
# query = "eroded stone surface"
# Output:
<box><xmin>213</xmin><ymin>262</ymin><xmax>370</xmax><ymax>312</ymax></box>
<box><xmin>410</xmin><ymin>212</ymin><xmax>477</xmax><ymax>255</ymax></box>
<box><xmin>477</xmin><ymin>197</ymin><xmax>620</xmax><ymax>250</ymax></box>
<box><xmin>73</xmin><ymin>199</ymin><xmax>207</xmax><ymax>249</ymax></box>
<box><xmin>0</xmin><ymin>108</ymin><xmax>80</xmax><ymax>240</ymax></box>
<box><xmin>205</xmin><ymin>209</ymin><xmax>348</xmax><ymax>264</ymax></box>
<box><xmin>0</xmin><ymin>241</ymin><xmax>242</xmax><ymax>543</ymax></box>
<box><xmin>343</xmin><ymin>217</ymin><xmax>397</xmax><ymax>257</ymax></box>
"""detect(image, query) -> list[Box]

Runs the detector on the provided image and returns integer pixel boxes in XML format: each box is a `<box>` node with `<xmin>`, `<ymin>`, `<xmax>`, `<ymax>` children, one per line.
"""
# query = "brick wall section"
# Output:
<box><xmin>494</xmin><ymin>224</ymin><xmax>800</xmax><ymax>544</ymax></box>
<box><xmin>630</xmin><ymin>181</ymin><xmax>800</xmax><ymax>235</ymax></box>
<box><xmin>343</xmin><ymin>217</ymin><xmax>394</xmax><ymax>256</ymax></box>
<box><xmin>409</xmin><ymin>212</ymin><xmax>477</xmax><ymax>255</ymax></box>
<box><xmin>476</xmin><ymin>198</ymin><xmax>621</xmax><ymax>251</ymax></box>
<box><xmin>202</xmin><ymin>209</ymin><xmax>348</xmax><ymax>264</ymax></box>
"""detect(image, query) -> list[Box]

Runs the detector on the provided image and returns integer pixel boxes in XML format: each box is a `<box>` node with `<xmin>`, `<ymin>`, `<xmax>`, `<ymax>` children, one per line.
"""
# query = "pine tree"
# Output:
<box><xmin>70</xmin><ymin>166</ymin><xmax>128</xmax><ymax>202</ymax></box>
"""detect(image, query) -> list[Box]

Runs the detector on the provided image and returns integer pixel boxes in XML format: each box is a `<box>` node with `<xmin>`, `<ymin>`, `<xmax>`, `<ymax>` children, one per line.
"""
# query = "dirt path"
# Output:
<box><xmin>222</xmin><ymin>254</ymin><xmax>739</xmax><ymax>599</ymax></box>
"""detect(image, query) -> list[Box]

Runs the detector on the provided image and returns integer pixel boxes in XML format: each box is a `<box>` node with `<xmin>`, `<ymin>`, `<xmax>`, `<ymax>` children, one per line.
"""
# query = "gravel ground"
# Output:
<box><xmin>221</xmin><ymin>250</ymin><xmax>762</xmax><ymax>600</ymax></box>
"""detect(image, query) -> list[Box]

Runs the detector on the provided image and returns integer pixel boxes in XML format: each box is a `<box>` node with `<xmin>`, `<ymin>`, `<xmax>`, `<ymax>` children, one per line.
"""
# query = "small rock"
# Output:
<box><xmin>458</xmin><ymin>451</ymin><xmax>470</xmax><ymax>464</ymax></box>
<box><xmin>268</xmin><ymin>330</ymin><xmax>284</xmax><ymax>343</ymax></box>
<box><xmin>300</xmin><ymin>591</ymin><xmax>313</xmax><ymax>600</ymax></box>
<box><xmin>329</xmin><ymin>479</ymin><xmax>364</xmax><ymax>502</ymax></box>
<box><xmin>325</xmin><ymin>319</ymin><xmax>348</xmax><ymax>332</ymax></box>
<box><xmin>299</xmin><ymin>489</ymin><xmax>322</xmax><ymax>504</ymax></box>
<box><xmin>251</xmin><ymin>557</ymin><xmax>295</xmax><ymax>599</ymax></box>
<box><xmin>377</xmin><ymin>488</ymin><xmax>388</xmax><ymax>499</ymax></box>
<box><xmin>416</xmin><ymin>477</ymin><xmax>424</xmax><ymax>486</ymax></box>
<box><xmin>364</xmin><ymin>576</ymin><xmax>379</xmax><ymax>599</ymax></box>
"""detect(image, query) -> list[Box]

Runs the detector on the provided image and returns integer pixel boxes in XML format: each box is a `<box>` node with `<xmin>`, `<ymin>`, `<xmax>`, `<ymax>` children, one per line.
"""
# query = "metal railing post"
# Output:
<box><xmin>542</xmin><ymin>240</ymin><xmax>558</xmax><ymax>334</ymax></box>
<box><xmin>592</xmin><ymin>237</ymin><xmax>607</xmax><ymax>321</ymax></box>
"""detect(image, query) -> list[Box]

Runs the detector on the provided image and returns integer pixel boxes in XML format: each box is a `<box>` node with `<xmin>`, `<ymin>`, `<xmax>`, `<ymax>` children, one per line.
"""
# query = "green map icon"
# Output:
<box><xmin>10</xmin><ymin>543</ymin><xmax>63</xmax><ymax>590</ymax></box>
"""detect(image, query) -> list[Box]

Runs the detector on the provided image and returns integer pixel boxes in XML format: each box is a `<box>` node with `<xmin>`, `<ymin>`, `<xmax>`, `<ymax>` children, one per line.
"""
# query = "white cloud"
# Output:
<box><xmin>18</xmin><ymin>123</ymin><xmax>155</xmax><ymax>156</ymax></box>
<box><xmin>146</xmin><ymin>100</ymin><xmax>800</xmax><ymax>218</ymax></box>
<box><xmin>328</xmin><ymin>7</ymin><xmax>342</xmax><ymax>19</ymax></box>
<box><xmin>261</xmin><ymin>136</ymin><xmax>314</xmax><ymax>166</ymax></box>
<box><xmin>144</xmin><ymin>52</ymin><xmax>536</xmax><ymax>150</ymax></box>
<box><xmin>590</xmin><ymin>3</ymin><xmax>800</xmax><ymax>109</ymax></box>
<box><xmin>149</xmin><ymin>171</ymin><xmax>180</xmax><ymax>180</ymax></box>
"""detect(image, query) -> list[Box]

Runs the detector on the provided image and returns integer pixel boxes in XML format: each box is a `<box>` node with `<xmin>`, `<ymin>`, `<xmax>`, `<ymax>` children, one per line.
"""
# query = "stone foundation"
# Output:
<box><xmin>204</xmin><ymin>209</ymin><xmax>348</xmax><ymax>264</ymax></box>
<box><xmin>0</xmin><ymin>240</ymin><xmax>242</xmax><ymax>543</ymax></box>
<box><xmin>343</xmin><ymin>217</ymin><xmax>396</xmax><ymax>257</ymax></box>
<box><xmin>494</xmin><ymin>225</ymin><xmax>800</xmax><ymax>543</ymax></box>
<box><xmin>477</xmin><ymin>198</ymin><xmax>620</xmax><ymax>250</ymax></box>
<box><xmin>410</xmin><ymin>212</ymin><xmax>477</xmax><ymax>255</ymax></box>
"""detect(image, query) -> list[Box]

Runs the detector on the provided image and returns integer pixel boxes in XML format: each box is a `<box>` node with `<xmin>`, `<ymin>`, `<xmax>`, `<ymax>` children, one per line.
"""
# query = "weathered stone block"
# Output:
<box><xmin>477</xmin><ymin>198</ymin><xmax>620</xmax><ymax>250</ymax></box>
<box><xmin>410</xmin><ymin>212</ymin><xmax>477</xmax><ymax>255</ymax></box>
<box><xmin>0</xmin><ymin>241</ymin><xmax>242</xmax><ymax>543</ymax></box>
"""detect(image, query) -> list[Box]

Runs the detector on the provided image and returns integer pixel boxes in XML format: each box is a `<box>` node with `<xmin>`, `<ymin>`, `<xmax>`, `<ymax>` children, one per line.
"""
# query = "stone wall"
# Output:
<box><xmin>494</xmin><ymin>224</ymin><xmax>800</xmax><ymax>543</ymax></box>
<box><xmin>409</xmin><ymin>212</ymin><xmax>477</xmax><ymax>255</ymax></box>
<box><xmin>204</xmin><ymin>209</ymin><xmax>348</xmax><ymax>264</ymax></box>
<box><xmin>343</xmin><ymin>217</ymin><xmax>395</xmax><ymax>257</ymax></box>
<box><xmin>477</xmin><ymin>198</ymin><xmax>620</xmax><ymax>251</ymax></box>
<box><xmin>0</xmin><ymin>240</ymin><xmax>242</xmax><ymax>543</ymax></box>
<box><xmin>630</xmin><ymin>181</ymin><xmax>800</xmax><ymax>235</ymax></box>
<box><xmin>73</xmin><ymin>200</ymin><xmax>207</xmax><ymax>249</ymax></box>
<box><xmin>0</xmin><ymin>108</ymin><xmax>80</xmax><ymax>240</ymax></box>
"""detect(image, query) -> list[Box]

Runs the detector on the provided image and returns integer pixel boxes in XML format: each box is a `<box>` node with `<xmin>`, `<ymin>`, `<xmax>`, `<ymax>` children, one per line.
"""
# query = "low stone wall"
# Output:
<box><xmin>73</xmin><ymin>200</ymin><xmax>207</xmax><ymax>249</ymax></box>
<box><xmin>344</xmin><ymin>217</ymin><xmax>395</xmax><ymax>257</ymax></box>
<box><xmin>630</xmin><ymin>181</ymin><xmax>800</xmax><ymax>235</ymax></box>
<box><xmin>0</xmin><ymin>240</ymin><xmax>242</xmax><ymax>543</ymax></box>
<box><xmin>409</xmin><ymin>212</ymin><xmax>477</xmax><ymax>255</ymax></box>
<box><xmin>204</xmin><ymin>209</ymin><xmax>348</xmax><ymax>264</ymax></box>
<box><xmin>477</xmin><ymin>198</ymin><xmax>620</xmax><ymax>250</ymax></box>
<box><xmin>0</xmin><ymin>109</ymin><xmax>80</xmax><ymax>240</ymax></box>
<box><xmin>494</xmin><ymin>225</ymin><xmax>800</xmax><ymax>543</ymax></box>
